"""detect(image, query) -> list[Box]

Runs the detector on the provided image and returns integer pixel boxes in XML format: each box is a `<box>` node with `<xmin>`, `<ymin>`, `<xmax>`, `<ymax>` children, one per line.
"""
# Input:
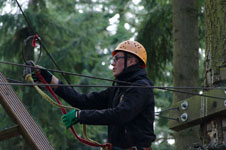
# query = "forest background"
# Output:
<box><xmin>0</xmin><ymin>0</ymin><xmax>205</xmax><ymax>149</ymax></box>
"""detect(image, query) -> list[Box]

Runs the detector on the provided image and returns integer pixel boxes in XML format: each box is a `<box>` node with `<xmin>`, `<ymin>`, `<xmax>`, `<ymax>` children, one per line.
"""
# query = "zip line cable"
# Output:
<box><xmin>7</xmin><ymin>78</ymin><xmax>24</xmax><ymax>84</ymax></box>
<box><xmin>2</xmin><ymin>61</ymin><xmax>226</xmax><ymax>90</ymax></box>
<box><xmin>1</xmin><ymin>78</ymin><xmax>226</xmax><ymax>101</ymax></box>
<box><xmin>1</xmin><ymin>61</ymin><xmax>118</xmax><ymax>83</ymax></box>
<box><xmin>14</xmin><ymin>0</ymin><xmax>36</xmax><ymax>35</ymax></box>
<box><xmin>2</xmin><ymin>82</ymin><xmax>220</xmax><ymax>90</ymax></box>
<box><xmin>0</xmin><ymin>61</ymin><xmax>226</xmax><ymax>100</ymax></box>
<box><xmin>155</xmin><ymin>107</ymin><xmax>179</xmax><ymax>114</ymax></box>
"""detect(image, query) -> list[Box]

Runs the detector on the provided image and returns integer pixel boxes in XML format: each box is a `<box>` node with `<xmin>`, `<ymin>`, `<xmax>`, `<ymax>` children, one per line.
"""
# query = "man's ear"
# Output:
<box><xmin>127</xmin><ymin>57</ymin><xmax>136</xmax><ymax>66</ymax></box>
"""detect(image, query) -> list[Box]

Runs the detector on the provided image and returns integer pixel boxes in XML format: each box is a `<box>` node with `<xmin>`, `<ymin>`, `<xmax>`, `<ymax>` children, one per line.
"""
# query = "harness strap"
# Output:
<box><xmin>124</xmin><ymin>52</ymin><xmax>127</xmax><ymax>70</ymax></box>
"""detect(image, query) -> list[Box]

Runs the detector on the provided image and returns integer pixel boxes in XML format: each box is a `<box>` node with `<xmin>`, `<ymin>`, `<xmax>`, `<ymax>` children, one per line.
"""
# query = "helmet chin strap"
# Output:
<box><xmin>123</xmin><ymin>52</ymin><xmax>127</xmax><ymax>71</ymax></box>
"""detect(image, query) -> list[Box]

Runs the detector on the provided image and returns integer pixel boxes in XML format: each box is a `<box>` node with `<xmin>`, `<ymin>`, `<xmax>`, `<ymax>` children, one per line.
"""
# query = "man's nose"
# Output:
<box><xmin>111</xmin><ymin>60</ymin><xmax>115</xmax><ymax>66</ymax></box>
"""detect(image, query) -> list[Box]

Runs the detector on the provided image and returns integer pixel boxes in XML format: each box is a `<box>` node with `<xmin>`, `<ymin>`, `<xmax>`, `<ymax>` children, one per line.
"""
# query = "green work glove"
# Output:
<box><xmin>62</xmin><ymin>110</ymin><xmax>79</xmax><ymax>128</ymax></box>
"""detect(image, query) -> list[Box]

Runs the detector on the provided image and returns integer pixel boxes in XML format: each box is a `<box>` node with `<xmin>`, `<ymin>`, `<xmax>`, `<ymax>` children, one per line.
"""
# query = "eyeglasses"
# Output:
<box><xmin>112</xmin><ymin>56</ymin><xmax>126</xmax><ymax>63</ymax></box>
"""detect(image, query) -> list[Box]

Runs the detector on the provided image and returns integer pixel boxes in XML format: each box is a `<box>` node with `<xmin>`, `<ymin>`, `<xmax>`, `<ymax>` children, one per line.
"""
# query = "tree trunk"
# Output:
<box><xmin>172</xmin><ymin>0</ymin><xmax>200</xmax><ymax>149</ymax></box>
<box><xmin>204</xmin><ymin>0</ymin><xmax>226</xmax><ymax>87</ymax></box>
<box><xmin>200</xmin><ymin>0</ymin><xmax>226</xmax><ymax>148</ymax></box>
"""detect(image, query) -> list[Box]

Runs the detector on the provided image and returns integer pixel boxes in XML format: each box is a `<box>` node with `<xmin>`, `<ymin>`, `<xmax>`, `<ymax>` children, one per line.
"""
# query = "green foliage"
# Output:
<box><xmin>136</xmin><ymin>0</ymin><xmax>173</xmax><ymax>82</ymax></box>
<box><xmin>152</xmin><ymin>125</ymin><xmax>174</xmax><ymax>150</ymax></box>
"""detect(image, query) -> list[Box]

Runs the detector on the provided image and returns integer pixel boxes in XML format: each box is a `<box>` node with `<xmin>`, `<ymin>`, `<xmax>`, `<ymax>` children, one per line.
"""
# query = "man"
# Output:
<box><xmin>26</xmin><ymin>40</ymin><xmax>156</xmax><ymax>150</ymax></box>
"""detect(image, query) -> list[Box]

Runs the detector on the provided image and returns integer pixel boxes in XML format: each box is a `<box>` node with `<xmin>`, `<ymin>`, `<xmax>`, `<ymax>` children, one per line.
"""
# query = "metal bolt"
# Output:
<box><xmin>224</xmin><ymin>100</ymin><xmax>226</xmax><ymax>107</ymax></box>
<box><xmin>181</xmin><ymin>113</ymin><xmax>188</xmax><ymax>122</ymax></box>
<box><xmin>181</xmin><ymin>101</ymin><xmax>188</xmax><ymax>110</ymax></box>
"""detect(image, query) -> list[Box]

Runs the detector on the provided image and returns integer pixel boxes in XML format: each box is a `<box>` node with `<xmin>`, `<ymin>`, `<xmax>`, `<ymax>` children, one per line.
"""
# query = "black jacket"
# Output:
<box><xmin>55</xmin><ymin>64</ymin><xmax>156</xmax><ymax>148</ymax></box>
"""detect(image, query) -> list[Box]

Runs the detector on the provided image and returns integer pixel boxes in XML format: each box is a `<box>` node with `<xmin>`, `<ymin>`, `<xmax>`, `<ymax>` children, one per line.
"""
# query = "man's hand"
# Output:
<box><xmin>62</xmin><ymin>110</ymin><xmax>79</xmax><ymax>128</ymax></box>
<box><xmin>23</xmin><ymin>60</ymin><xmax>53</xmax><ymax>83</ymax></box>
<box><xmin>23</xmin><ymin>60</ymin><xmax>35</xmax><ymax>79</ymax></box>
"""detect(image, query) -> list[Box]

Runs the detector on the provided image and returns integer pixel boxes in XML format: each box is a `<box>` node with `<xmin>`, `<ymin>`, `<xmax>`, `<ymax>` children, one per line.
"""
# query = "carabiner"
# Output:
<box><xmin>22</xmin><ymin>34</ymin><xmax>42</xmax><ymax>64</ymax></box>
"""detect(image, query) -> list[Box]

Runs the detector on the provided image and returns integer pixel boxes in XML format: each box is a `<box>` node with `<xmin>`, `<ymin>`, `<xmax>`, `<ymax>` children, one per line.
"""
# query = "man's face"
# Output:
<box><xmin>111</xmin><ymin>51</ymin><xmax>125</xmax><ymax>77</ymax></box>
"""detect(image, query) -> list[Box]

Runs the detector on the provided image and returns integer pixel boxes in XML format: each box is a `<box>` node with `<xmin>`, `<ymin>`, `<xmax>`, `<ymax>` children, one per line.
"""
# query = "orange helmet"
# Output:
<box><xmin>112</xmin><ymin>40</ymin><xmax>147</xmax><ymax>68</ymax></box>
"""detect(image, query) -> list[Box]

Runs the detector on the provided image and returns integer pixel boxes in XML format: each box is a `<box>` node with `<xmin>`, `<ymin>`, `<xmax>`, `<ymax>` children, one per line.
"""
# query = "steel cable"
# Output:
<box><xmin>0</xmin><ymin>79</ymin><xmax>226</xmax><ymax>100</ymax></box>
<box><xmin>0</xmin><ymin>61</ymin><xmax>226</xmax><ymax>100</ymax></box>
<box><xmin>1</xmin><ymin>61</ymin><xmax>226</xmax><ymax>89</ymax></box>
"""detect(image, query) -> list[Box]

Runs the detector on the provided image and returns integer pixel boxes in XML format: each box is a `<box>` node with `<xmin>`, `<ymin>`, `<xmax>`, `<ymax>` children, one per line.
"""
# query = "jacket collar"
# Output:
<box><xmin>115</xmin><ymin>64</ymin><xmax>147</xmax><ymax>84</ymax></box>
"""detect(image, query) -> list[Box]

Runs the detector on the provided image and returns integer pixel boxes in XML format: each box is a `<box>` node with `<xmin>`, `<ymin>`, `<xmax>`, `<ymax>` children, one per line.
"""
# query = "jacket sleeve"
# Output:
<box><xmin>78</xmin><ymin>80</ymin><xmax>154</xmax><ymax>125</ymax></box>
<box><xmin>54</xmin><ymin>81</ymin><xmax>110</xmax><ymax>110</ymax></box>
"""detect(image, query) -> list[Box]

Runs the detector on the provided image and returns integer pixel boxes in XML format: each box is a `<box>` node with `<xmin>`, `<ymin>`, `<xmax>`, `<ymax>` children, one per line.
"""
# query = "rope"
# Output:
<box><xmin>82</xmin><ymin>125</ymin><xmax>103</xmax><ymax>145</ymax></box>
<box><xmin>24</xmin><ymin>72</ymin><xmax>112</xmax><ymax>149</ymax></box>
<box><xmin>25</xmin><ymin>74</ymin><xmax>77</xmax><ymax>109</ymax></box>
<box><xmin>24</xmin><ymin>74</ymin><xmax>103</xmax><ymax>145</ymax></box>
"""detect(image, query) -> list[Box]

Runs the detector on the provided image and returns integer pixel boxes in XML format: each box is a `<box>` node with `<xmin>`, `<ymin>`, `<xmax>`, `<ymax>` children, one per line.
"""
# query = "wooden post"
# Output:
<box><xmin>169</xmin><ymin>68</ymin><xmax>226</xmax><ymax>148</ymax></box>
<box><xmin>0</xmin><ymin>72</ymin><xmax>54</xmax><ymax>150</ymax></box>
<box><xmin>0</xmin><ymin>125</ymin><xmax>20</xmax><ymax>141</ymax></box>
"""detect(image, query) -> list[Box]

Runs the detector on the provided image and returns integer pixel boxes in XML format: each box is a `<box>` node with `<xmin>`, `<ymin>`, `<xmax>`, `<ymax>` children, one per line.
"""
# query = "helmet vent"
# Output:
<box><xmin>134</xmin><ymin>43</ymin><xmax>142</xmax><ymax>49</ymax></box>
<box><xmin>120</xmin><ymin>46</ymin><xmax>127</xmax><ymax>49</ymax></box>
<box><xmin>126</xmin><ymin>41</ymin><xmax>130</xmax><ymax>44</ymax></box>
